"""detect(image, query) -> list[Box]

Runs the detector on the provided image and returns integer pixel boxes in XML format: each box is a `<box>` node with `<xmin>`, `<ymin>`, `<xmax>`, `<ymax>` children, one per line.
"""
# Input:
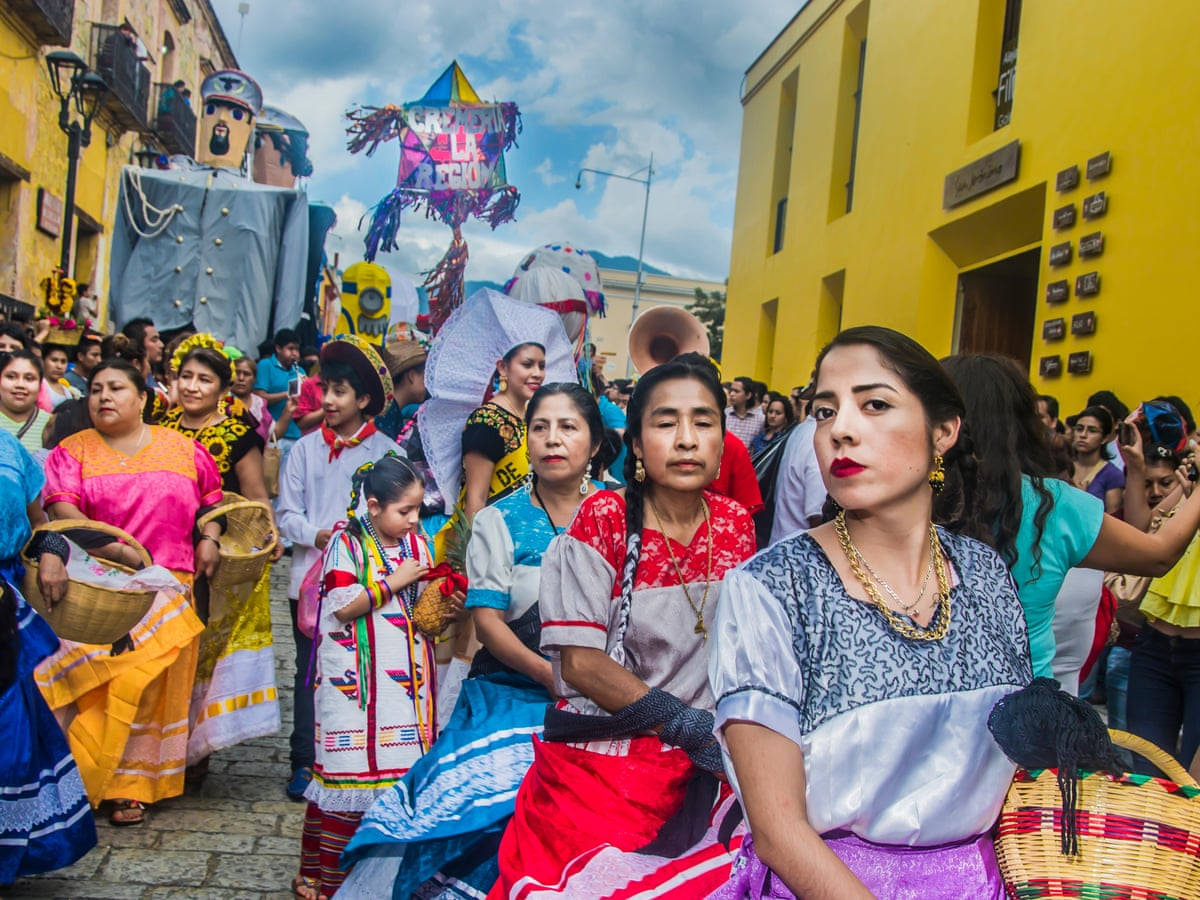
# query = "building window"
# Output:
<box><xmin>768</xmin><ymin>69</ymin><xmax>798</xmax><ymax>256</ymax></box>
<box><xmin>845</xmin><ymin>38</ymin><xmax>866</xmax><ymax>213</ymax></box>
<box><xmin>828</xmin><ymin>2</ymin><xmax>869</xmax><ymax>221</ymax></box>
<box><xmin>773</xmin><ymin>197</ymin><xmax>787</xmax><ymax>254</ymax></box>
<box><xmin>994</xmin><ymin>0</ymin><xmax>1021</xmax><ymax>129</ymax></box>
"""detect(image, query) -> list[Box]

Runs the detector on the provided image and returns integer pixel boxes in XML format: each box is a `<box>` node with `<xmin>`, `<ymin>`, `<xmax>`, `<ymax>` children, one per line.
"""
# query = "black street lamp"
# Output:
<box><xmin>45</xmin><ymin>50</ymin><xmax>107</xmax><ymax>273</ymax></box>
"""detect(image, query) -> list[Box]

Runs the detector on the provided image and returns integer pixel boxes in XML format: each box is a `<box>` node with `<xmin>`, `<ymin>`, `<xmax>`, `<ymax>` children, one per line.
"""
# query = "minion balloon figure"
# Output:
<box><xmin>338</xmin><ymin>261</ymin><xmax>392</xmax><ymax>343</ymax></box>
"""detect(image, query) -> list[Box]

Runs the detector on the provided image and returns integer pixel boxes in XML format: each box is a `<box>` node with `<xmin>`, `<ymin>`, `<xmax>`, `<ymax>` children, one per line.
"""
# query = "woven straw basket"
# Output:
<box><xmin>197</xmin><ymin>492</ymin><xmax>276</xmax><ymax>591</ymax></box>
<box><xmin>21</xmin><ymin>520</ymin><xmax>155</xmax><ymax>644</ymax></box>
<box><xmin>995</xmin><ymin>728</ymin><xmax>1200</xmax><ymax>899</ymax></box>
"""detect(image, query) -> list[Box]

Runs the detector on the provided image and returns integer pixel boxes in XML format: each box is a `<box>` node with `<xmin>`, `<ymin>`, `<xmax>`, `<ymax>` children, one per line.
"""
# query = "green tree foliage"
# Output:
<box><xmin>687</xmin><ymin>287</ymin><xmax>725</xmax><ymax>361</ymax></box>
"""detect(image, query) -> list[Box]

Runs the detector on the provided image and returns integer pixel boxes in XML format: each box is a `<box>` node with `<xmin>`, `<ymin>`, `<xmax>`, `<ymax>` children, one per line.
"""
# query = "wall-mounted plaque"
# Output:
<box><xmin>1068</xmin><ymin>351</ymin><xmax>1093</xmax><ymax>375</ymax></box>
<box><xmin>1048</xmin><ymin>242</ymin><xmax>1073</xmax><ymax>267</ymax></box>
<box><xmin>1046</xmin><ymin>279</ymin><xmax>1070</xmax><ymax>303</ymax></box>
<box><xmin>1071</xmin><ymin>311</ymin><xmax>1097</xmax><ymax>336</ymax></box>
<box><xmin>1052</xmin><ymin>204</ymin><xmax>1077</xmax><ymax>230</ymax></box>
<box><xmin>1043</xmin><ymin>318</ymin><xmax>1066</xmax><ymax>341</ymax></box>
<box><xmin>943</xmin><ymin>140</ymin><xmax>1021</xmax><ymax>209</ymax></box>
<box><xmin>1056</xmin><ymin>165</ymin><xmax>1080</xmax><ymax>192</ymax></box>
<box><xmin>1079</xmin><ymin>231</ymin><xmax>1104</xmax><ymax>258</ymax></box>
<box><xmin>1086</xmin><ymin>151</ymin><xmax>1112</xmax><ymax>180</ymax></box>
<box><xmin>1075</xmin><ymin>271</ymin><xmax>1101</xmax><ymax>296</ymax></box>
<box><xmin>1040</xmin><ymin>355</ymin><xmax>1063</xmax><ymax>378</ymax></box>
<box><xmin>36</xmin><ymin>187</ymin><xmax>62</xmax><ymax>238</ymax></box>
<box><xmin>1082</xmin><ymin>191</ymin><xmax>1108</xmax><ymax>219</ymax></box>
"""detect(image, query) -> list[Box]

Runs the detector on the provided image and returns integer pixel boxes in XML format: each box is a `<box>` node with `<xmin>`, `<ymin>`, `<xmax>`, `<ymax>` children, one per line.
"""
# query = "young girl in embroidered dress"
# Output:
<box><xmin>295</xmin><ymin>453</ymin><xmax>434</xmax><ymax>900</ymax></box>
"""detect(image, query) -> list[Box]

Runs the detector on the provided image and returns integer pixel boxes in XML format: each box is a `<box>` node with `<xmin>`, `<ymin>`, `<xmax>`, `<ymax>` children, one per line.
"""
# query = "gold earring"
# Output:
<box><xmin>580</xmin><ymin>471</ymin><xmax>590</xmax><ymax>495</ymax></box>
<box><xmin>499</xmin><ymin>375</ymin><xmax>508</xmax><ymax>393</ymax></box>
<box><xmin>929</xmin><ymin>453</ymin><xmax>945</xmax><ymax>493</ymax></box>
<box><xmin>634</xmin><ymin>458</ymin><xmax>646</xmax><ymax>483</ymax></box>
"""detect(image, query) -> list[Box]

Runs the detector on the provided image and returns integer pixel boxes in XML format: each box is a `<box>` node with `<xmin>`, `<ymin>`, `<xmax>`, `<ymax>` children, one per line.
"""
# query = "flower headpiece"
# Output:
<box><xmin>171</xmin><ymin>332</ymin><xmax>231</xmax><ymax>374</ymax></box>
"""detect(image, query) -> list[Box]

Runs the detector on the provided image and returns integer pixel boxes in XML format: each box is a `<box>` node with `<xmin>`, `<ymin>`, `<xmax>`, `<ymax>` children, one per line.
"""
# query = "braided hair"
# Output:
<box><xmin>345</xmin><ymin>452</ymin><xmax>424</xmax><ymax>540</ymax></box>
<box><xmin>611</xmin><ymin>353</ymin><xmax>725</xmax><ymax>658</ymax></box>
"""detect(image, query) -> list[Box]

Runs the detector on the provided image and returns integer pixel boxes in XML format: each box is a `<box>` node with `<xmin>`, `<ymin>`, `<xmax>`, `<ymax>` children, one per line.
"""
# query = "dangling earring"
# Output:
<box><xmin>579</xmin><ymin>471</ymin><xmax>590</xmax><ymax>495</ymax></box>
<box><xmin>498</xmin><ymin>375</ymin><xmax>508</xmax><ymax>393</ymax></box>
<box><xmin>634</xmin><ymin>458</ymin><xmax>646</xmax><ymax>483</ymax></box>
<box><xmin>929</xmin><ymin>453</ymin><xmax>946</xmax><ymax>493</ymax></box>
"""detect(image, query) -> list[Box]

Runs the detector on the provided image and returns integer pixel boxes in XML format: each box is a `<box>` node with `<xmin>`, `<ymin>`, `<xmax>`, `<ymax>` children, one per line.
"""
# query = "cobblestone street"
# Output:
<box><xmin>10</xmin><ymin>562</ymin><xmax>303</xmax><ymax>899</ymax></box>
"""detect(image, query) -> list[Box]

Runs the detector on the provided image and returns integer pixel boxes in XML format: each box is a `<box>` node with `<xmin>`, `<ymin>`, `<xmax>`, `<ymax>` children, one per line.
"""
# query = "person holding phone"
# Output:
<box><xmin>253</xmin><ymin>328</ymin><xmax>306</xmax><ymax>449</ymax></box>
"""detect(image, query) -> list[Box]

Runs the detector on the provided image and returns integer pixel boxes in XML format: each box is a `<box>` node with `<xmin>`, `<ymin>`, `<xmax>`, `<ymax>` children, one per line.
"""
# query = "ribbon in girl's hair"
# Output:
<box><xmin>419</xmin><ymin>563</ymin><xmax>468</xmax><ymax>595</ymax></box>
<box><xmin>347</xmin><ymin>458</ymin><xmax>377</xmax><ymax>520</ymax></box>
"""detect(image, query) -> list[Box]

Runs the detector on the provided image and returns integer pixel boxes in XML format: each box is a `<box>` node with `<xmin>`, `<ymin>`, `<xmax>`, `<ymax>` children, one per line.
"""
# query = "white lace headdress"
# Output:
<box><xmin>419</xmin><ymin>288</ymin><xmax>577</xmax><ymax>511</ymax></box>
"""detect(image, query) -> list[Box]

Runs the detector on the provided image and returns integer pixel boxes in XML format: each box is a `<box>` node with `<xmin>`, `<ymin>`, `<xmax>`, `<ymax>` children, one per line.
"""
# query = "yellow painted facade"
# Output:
<box><xmin>0</xmin><ymin>0</ymin><xmax>235</xmax><ymax>324</ymax></box>
<box><xmin>725</xmin><ymin>0</ymin><xmax>1200</xmax><ymax>412</ymax></box>
<box><xmin>590</xmin><ymin>266</ymin><xmax>726</xmax><ymax>377</ymax></box>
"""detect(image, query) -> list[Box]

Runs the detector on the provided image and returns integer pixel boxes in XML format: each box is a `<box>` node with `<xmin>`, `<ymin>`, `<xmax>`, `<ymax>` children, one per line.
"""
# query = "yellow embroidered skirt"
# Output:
<box><xmin>186</xmin><ymin>564</ymin><xmax>280</xmax><ymax>763</ymax></box>
<box><xmin>35</xmin><ymin>575</ymin><xmax>203</xmax><ymax>806</ymax></box>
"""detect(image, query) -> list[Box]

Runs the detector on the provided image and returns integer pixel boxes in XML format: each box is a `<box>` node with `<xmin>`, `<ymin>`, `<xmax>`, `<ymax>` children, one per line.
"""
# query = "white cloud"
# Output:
<box><xmin>215</xmin><ymin>0</ymin><xmax>798</xmax><ymax>282</ymax></box>
<box><xmin>533</xmin><ymin>158</ymin><xmax>564</xmax><ymax>186</ymax></box>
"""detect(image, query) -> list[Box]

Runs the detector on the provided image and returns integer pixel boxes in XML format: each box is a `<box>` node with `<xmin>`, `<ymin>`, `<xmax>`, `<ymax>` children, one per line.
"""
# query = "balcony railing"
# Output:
<box><xmin>153</xmin><ymin>82</ymin><xmax>196</xmax><ymax>156</ymax></box>
<box><xmin>90</xmin><ymin>23</ymin><xmax>151</xmax><ymax>132</ymax></box>
<box><xmin>6</xmin><ymin>0</ymin><xmax>73</xmax><ymax>46</ymax></box>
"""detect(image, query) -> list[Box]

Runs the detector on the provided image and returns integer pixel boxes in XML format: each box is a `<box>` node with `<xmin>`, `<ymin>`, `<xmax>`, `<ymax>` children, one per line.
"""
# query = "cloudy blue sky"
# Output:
<box><xmin>208</xmin><ymin>1</ymin><xmax>799</xmax><ymax>287</ymax></box>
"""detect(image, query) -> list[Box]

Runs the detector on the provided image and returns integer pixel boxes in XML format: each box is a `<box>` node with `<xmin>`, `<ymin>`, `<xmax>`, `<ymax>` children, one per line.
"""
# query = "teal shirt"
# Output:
<box><xmin>254</xmin><ymin>355</ymin><xmax>305</xmax><ymax>440</ymax></box>
<box><xmin>1010</xmin><ymin>475</ymin><xmax>1104</xmax><ymax>678</ymax></box>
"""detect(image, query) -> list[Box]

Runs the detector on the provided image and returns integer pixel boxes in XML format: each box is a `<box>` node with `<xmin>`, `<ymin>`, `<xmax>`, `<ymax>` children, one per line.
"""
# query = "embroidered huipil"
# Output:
<box><xmin>711</xmin><ymin>530</ymin><xmax>1032</xmax><ymax>848</ymax></box>
<box><xmin>306</xmin><ymin>529</ymin><xmax>436</xmax><ymax>812</ymax></box>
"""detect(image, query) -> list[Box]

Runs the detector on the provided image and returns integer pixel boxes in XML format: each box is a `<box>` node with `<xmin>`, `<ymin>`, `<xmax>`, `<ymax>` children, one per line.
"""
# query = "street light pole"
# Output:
<box><xmin>575</xmin><ymin>154</ymin><xmax>654</xmax><ymax>377</ymax></box>
<box><xmin>45</xmin><ymin>52</ymin><xmax>107</xmax><ymax>275</ymax></box>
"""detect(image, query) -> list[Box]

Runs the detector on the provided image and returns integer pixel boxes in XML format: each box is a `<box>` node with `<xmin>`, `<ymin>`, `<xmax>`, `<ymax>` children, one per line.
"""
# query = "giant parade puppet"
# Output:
<box><xmin>107</xmin><ymin>70</ymin><xmax>313</xmax><ymax>353</ymax></box>
<box><xmin>346</xmin><ymin>61</ymin><xmax>521</xmax><ymax>333</ymax></box>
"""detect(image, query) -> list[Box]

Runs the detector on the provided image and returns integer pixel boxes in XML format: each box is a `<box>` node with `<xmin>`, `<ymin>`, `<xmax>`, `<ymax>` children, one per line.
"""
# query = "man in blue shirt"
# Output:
<box><xmin>253</xmin><ymin>327</ymin><xmax>305</xmax><ymax>445</ymax></box>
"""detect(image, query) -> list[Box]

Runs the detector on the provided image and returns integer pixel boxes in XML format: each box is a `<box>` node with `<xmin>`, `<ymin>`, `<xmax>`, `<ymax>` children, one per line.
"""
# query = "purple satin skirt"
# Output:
<box><xmin>712</xmin><ymin>830</ymin><xmax>1004</xmax><ymax>899</ymax></box>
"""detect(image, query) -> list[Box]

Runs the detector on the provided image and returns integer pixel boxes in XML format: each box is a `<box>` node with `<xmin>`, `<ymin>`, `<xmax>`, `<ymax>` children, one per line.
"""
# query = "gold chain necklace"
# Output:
<box><xmin>851</xmin><ymin>531</ymin><xmax>936</xmax><ymax>613</ymax></box>
<box><xmin>648</xmin><ymin>498</ymin><xmax>713</xmax><ymax>639</ymax></box>
<box><xmin>834</xmin><ymin>510</ymin><xmax>952</xmax><ymax>641</ymax></box>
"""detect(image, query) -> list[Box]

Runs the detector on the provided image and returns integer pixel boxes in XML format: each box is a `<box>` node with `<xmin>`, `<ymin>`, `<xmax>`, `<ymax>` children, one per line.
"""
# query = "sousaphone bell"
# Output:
<box><xmin>627</xmin><ymin>306</ymin><xmax>711</xmax><ymax>374</ymax></box>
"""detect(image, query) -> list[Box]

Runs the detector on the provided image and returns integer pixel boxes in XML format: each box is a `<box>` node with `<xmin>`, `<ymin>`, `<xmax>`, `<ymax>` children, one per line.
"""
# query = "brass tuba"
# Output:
<box><xmin>627</xmin><ymin>306</ymin><xmax>711</xmax><ymax>374</ymax></box>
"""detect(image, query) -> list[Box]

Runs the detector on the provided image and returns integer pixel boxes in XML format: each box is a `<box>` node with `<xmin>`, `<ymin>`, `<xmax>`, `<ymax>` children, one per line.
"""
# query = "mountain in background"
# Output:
<box><xmin>590</xmin><ymin>253</ymin><xmax>671</xmax><ymax>276</ymax></box>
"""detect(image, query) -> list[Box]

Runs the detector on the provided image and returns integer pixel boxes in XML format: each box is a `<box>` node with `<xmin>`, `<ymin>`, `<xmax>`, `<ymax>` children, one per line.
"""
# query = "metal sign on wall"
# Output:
<box><xmin>943</xmin><ymin>141</ymin><xmax>1021</xmax><ymax>210</ymax></box>
<box><xmin>36</xmin><ymin>187</ymin><xmax>62</xmax><ymax>238</ymax></box>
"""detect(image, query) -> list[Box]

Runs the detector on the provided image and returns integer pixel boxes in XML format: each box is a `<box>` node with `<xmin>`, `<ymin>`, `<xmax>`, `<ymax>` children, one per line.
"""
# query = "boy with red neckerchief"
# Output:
<box><xmin>276</xmin><ymin>335</ymin><xmax>395</xmax><ymax>801</ymax></box>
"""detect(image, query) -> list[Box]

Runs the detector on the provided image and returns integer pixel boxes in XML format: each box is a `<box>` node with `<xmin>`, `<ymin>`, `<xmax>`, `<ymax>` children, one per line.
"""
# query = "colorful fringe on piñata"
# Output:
<box><xmin>425</xmin><ymin>229</ymin><xmax>470</xmax><ymax>333</ymax></box>
<box><xmin>346</xmin><ymin>61</ymin><xmax>523</xmax><ymax>330</ymax></box>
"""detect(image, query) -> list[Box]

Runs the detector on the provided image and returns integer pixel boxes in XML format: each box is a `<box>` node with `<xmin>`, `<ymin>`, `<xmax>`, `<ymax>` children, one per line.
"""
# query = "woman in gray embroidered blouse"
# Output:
<box><xmin>710</xmin><ymin>326</ymin><xmax>1032</xmax><ymax>899</ymax></box>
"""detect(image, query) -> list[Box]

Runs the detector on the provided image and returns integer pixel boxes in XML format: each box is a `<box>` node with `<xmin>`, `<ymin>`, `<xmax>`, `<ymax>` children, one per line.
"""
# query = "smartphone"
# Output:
<box><xmin>287</xmin><ymin>376</ymin><xmax>302</xmax><ymax>398</ymax></box>
<box><xmin>1118</xmin><ymin>422</ymin><xmax>1136</xmax><ymax>446</ymax></box>
<box><xmin>1188</xmin><ymin>461</ymin><xmax>1199</xmax><ymax>483</ymax></box>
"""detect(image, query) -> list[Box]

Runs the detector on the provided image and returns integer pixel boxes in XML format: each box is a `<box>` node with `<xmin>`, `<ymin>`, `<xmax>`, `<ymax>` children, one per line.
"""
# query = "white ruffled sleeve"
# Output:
<box><xmin>709</xmin><ymin>567</ymin><xmax>807</xmax><ymax>753</ymax></box>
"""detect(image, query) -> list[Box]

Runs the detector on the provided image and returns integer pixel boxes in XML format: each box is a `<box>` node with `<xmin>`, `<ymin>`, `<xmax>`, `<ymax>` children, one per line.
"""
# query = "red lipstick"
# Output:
<box><xmin>830</xmin><ymin>458</ymin><xmax>866</xmax><ymax>478</ymax></box>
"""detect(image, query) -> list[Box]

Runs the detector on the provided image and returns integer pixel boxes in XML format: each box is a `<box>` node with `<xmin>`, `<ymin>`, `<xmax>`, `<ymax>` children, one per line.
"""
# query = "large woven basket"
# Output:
<box><xmin>995</xmin><ymin>728</ymin><xmax>1200</xmax><ymax>899</ymax></box>
<box><xmin>20</xmin><ymin>520</ymin><xmax>155</xmax><ymax>644</ymax></box>
<box><xmin>197</xmin><ymin>492</ymin><xmax>276</xmax><ymax>591</ymax></box>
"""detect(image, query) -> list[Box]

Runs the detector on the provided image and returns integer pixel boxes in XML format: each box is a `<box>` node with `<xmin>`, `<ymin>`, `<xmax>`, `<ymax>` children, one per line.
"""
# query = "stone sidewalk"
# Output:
<box><xmin>10</xmin><ymin>562</ymin><xmax>304</xmax><ymax>899</ymax></box>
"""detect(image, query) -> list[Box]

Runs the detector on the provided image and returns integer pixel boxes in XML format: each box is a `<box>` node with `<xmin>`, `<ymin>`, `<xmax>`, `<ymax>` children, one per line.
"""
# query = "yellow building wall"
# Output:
<box><xmin>726</xmin><ymin>0</ymin><xmax>1200</xmax><ymax>414</ymax></box>
<box><xmin>0</xmin><ymin>0</ymin><xmax>235</xmax><ymax>325</ymax></box>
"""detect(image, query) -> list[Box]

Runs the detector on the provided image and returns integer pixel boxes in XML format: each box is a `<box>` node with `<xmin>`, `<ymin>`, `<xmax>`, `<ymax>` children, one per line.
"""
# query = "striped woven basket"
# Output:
<box><xmin>995</xmin><ymin>728</ymin><xmax>1200</xmax><ymax>899</ymax></box>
